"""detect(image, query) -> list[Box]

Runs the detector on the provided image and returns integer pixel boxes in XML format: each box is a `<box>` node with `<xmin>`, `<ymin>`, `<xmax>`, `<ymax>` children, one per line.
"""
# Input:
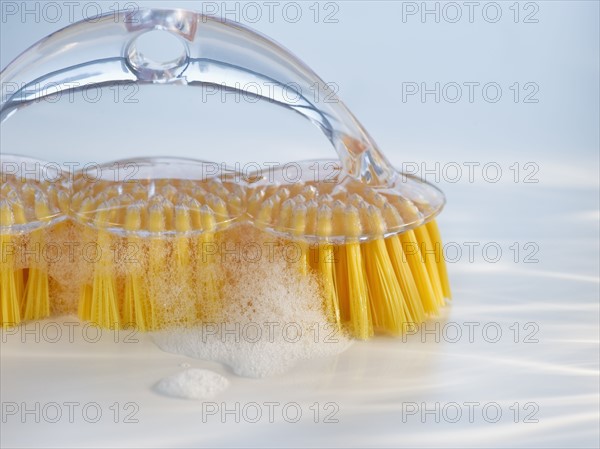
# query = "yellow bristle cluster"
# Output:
<box><xmin>248</xmin><ymin>180</ymin><xmax>451</xmax><ymax>339</ymax></box>
<box><xmin>313</xmin><ymin>204</ymin><xmax>341</xmax><ymax>328</ymax></box>
<box><xmin>1</xmin><ymin>201</ymin><xmax>22</xmax><ymax>327</ymax></box>
<box><xmin>1</xmin><ymin>175</ymin><xmax>64</xmax><ymax>328</ymax></box>
<box><xmin>2</xmin><ymin>163</ymin><xmax>450</xmax><ymax>340</ymax></box>
<box><xmin>22</xmin><ymin>192</ymin><xmax>54</xmax><ymax>322</ymax></box>
<box><xmin>342</xmin><ymin>204</ymin><xmax>373</xmax><ymax>339</ymax></box>
<box><xmin>146</xmin><ymin>202</ymin><xmax>168</xmax><ymax>327</ymax></box>
<box><xmin>197</xmin><ymin>204</ymin><xmax>221</xmax><ymax>321</ymax></box>
<box><xmin>122</xmin><ymin>204</ymin><xmax>153</xmax><ymax>330</ymax></box>
<box><xmin>73</xmin><ymin>177</ymin><xmax>242</xmax><ymax>330</ymax></box>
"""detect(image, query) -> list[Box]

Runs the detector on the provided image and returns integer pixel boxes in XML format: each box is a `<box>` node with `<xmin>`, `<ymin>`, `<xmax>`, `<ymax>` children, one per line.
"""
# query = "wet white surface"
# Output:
<box><xmin>1</xmin><ymin>184</ymin><xmax>598</xmax><ymax>448</ymax></box>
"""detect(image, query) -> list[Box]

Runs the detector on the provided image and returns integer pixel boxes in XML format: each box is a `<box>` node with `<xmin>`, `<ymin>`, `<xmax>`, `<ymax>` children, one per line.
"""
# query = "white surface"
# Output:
<box><xmin>1</xmin><ymin>1</ymin><xmax>599</xmax><ymax>448</ymax></box>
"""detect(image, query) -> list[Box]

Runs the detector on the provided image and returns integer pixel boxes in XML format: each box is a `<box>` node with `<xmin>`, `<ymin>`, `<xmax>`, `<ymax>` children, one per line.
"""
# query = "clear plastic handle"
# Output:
<box><xmin>0</xmin><ymin>8</ymin><xmax>395</xmax><ymax>186</ymax></box>
<box><xmin>1</xmin><ymin>8</ymin><xmax>446</xmax><ymax>242</ymax></box>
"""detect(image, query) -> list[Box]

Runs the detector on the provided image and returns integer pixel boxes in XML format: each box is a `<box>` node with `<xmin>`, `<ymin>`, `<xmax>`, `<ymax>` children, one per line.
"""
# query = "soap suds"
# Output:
<box><xmin>154</xmin><ymin>369</ymin><xmax>229</xmax><ymax>400</ymax></box>
<box><xmin>152</xmin><ymin>226</ymin><xmax>352</xmax><ymax>378</ymax></box>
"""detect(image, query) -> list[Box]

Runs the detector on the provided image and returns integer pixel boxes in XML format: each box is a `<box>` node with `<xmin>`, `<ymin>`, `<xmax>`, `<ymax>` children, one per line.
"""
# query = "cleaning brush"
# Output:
<box><xmin>0</xmin><ymin>155</ymin><xmax>68</xmax><ymax>327</ymax></box>
<box><xmin>0</xmin><ymin>9</ymin><xmax>451</xmax><ymax>339</ymax></box>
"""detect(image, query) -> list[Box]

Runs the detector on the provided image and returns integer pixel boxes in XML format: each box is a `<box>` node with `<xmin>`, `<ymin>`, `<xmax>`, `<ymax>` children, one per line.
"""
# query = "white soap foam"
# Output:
<box><xmin>153</xmin><ymin>322</ymin><xmax>352</xmax><ymax>378</ymax></box>
<box><xmin>154</xmin><ymin>368</ymin><xmax>229</xmax><ymax>399</ymax></box>
<box><xmin>152</xmin><ymin>227</ymin><xmax>353</xmax><ymax>378</ymax></box>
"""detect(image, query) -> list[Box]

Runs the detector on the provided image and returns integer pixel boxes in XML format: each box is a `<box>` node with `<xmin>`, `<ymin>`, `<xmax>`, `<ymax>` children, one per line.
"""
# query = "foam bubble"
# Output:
<box><xmin>153</xmin><ymin>322</ymin><xmax>352</xmax><ymax>378</ymax></box>
<box><xmin>154</xmin><ymin>369</ymin><xmax>229</xmax><ymax>400</ymax></box>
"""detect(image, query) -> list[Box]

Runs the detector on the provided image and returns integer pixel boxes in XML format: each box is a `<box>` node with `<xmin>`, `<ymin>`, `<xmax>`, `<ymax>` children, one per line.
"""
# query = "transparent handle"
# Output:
<box><xmin>0</xmin><ymin>8</ymin><xmax>396</xmax><ymax>186</ymax></box>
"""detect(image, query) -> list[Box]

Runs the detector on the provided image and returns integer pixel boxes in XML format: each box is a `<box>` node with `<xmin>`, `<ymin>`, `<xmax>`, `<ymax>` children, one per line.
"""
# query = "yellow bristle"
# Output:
<box><xmin>361</xmin><ymin>206</ymin><xmax>407</xmax><ymax>335</ymax></box>
<box><xmin>46</xmin><ymin>186</ymin><xmax>59</xmax><ymax>213</ymax></box>
<box><xmin>122</xmin><ymin>205</ymin><xmax>153</xmax><ymax>331</ymax></box>
<box><xmin>198</xmin><ymin>205</ymin><xmax>220</xmax><ymax>321</ymax></box>
<box><xmin>22</xmin><ymin>265</ymin><xmax>49</xmax><ymax>321</ymax></box>
<box><xmin>276</xmin><ymin>199</ymin><xmax>293</xmax><ymax>234</ymax></box>
<box><xmin>207</xmin><ymin>194</ymin><xmax>227</xmax><ymax>222</ymax></box>
<box><xmin>77</xmin><ymin>198</ymin><xmax>97</xmax><ymax>323</ymax></box>
<box><xmin>187</xmin><ymin>198</ymin><xmax>203</xmax><ymax>229</ymax></box>
<box><xmin>382</xmin><ymin>203</ymin><xmax>425</xmax><ymax>323</ymax></box>
<box><xmin>147</xmin><ymin>203</ymin><xmax>167</xmax><ymax>328</ymax></box>
<box><xmin>426</xmin><ymin>220</ymin><xmax>452</xmax><ymax>299</ymax></box>
<box><xmin>157</xmin><ymin>196</ymin><xmax>175</xmax><ymax>229</ymax></box>
<box><xmin>108</xmin><ymin>194</ymin><xmax>131</xmax><ymax>225</ymax></box>
<box><xmin>399</xmin><ymin>230</ymin><xmax>439</xmax><ymax>315</ymax></box>
<box><xmin>78</xmin><ymin>196</ymin><xmax>96</xmax><ymax>215</ymax></box>
<box><xmin>22</xmin><ymin>192</ymin><xmax>51</xmax><ymax>322</ymax></box>
<box><xmin>130</xmin><ymin>183</ymin><xmax>148</xmax><ymax>202</ymax></box>
<box><xmin>227</xmin><ymin>193</ymin><xmax>243</xmax><ymax>217</ymax></box>
<box><xmin>34</xmin><ymin>190</ymin><xmax>51</xmax><ymax>224</ymax></box>
<box><xmin>12</xmin><ymin>199</ymin><xmax>26</xmax><ymax>225</ymax></box>
<box><xmin>272</xmin><ymin>189</ymin><xmax>290</xmax><ymax>218</ymax></box>
<box><xmin>148</xmin><ymin>203</ymin><xmax>167</xmax><ymax>230</ymax></box>
<box><xmin>20</xmin><ymin>184</ymin><xmax>35</xmax><ymax>208</ymax></box>
<box><xmin>175</xmin><ymin>207</ymin><xmax>192</xmax><ymax>240</ymax></box>
<box><xmin>315</xmin><ymin>205</ymin><xmax>341</xmax><ymax>327</ymax></box>
<box><xmin>301</xmin><ymin>185</ymin><xmax>318</xmax><ymax>201</ymax></box>
<box><xmin>331</xmin><ymin>201</ymin><xmax>349</xmax><ymax>321</ymax></box>
<box><xmin>246</xmin><ymin>190</ymin><xmax>265</xmax><ymax>216</ymax></box>
<box><xmin>88</xmin><ymin>207</ymin><xmax>120</xmax><ymax>329</ymax></box>
<box><xmin>70</xmin><ymin>191</ymin><xmax>85</xmax><ymax>212</ymax></box>
<box><xmin>264</xmin><ymin>188</ymin><xmax>282</xmax><ymax>220</ymax></box>
<box><xmin>291</xmin><ymin>204</ymin><xmax>309</xmax><ymax>275</ymax></box>
<box><xmin>304</xmin><ymin>200</ymin><xmax>318</xmax><ymax>239</ymax></box>
<box><xmin>0</xmin><ymin>201</ymin><xmax>22</xmax><ymax>327</ymax></box>
<box><xmin>11</xmin><ymin>198</ymin><xmax>26</xmax><ymax>309</ymax></box>
<box><xmin>174</xmin><ymin>205</ymin><xmax>196</xmax><ymax>326</ymax></box>
<box><xmin>57</xmin><ymin>190</ymin><xmax>70</xmax><ymax>214</ymax></box>
<box><xmin>78</xmin><ymin>285</ymin><xmax>93</xmax><ymax>322</ymax></box>
<box><xmin>413</xmin><ymin>224</ymin><xmax>445</xmax><ymax>307</ymax></box>
<box><xmin>385</xmin><ymin>235</ymin><xmax>425</xmax><ymax>324</ymax></box>
<box><xmin>256</xmin><ymin>197</ymin><xmax>274</xmax><ymax>227</ymax></box>
<box><xmin>161</xmin><ymin>184</ymin><xmax>178</xmax><ymax>202</ymax></box>
<box><xmin>306</xmin><ymin>200</ymin><xmax>319</xmax><ymax>270</ymax></box>
<box><xmin>342</xmin><ymin>205</ymin><xmax>373</xmax><ymax>339</ymax></box>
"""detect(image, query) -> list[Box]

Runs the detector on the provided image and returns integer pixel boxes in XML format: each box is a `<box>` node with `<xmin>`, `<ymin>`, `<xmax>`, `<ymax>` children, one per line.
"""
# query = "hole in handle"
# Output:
<box><xmin>126</xmin><ymin>30</ymin><xmax>189</xmax><ymax>82</ymax></box>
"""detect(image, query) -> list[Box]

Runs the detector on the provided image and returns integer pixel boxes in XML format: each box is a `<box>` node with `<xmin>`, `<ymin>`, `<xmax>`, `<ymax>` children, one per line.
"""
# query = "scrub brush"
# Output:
<box><xmin>0</xmin><ymin>155</ymin><xmax>68</xmax><ymax>327</ymax></box>
<box><xmin>0</xmin><ymin>9</ymin><xmax>451</xmax><ymax>338</ymax></box>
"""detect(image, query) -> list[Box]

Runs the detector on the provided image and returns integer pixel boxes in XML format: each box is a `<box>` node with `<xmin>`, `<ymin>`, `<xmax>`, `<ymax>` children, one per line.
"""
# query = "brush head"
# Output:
<box><xmin>246</xmin><ymin>160</ymin><xmax>445</xmax><ymax>244</ymax></box>
<box><xmin>71</xmin><ymin>157</ymin><xmax>244</xmax><ymax>236</ymax></box>
<box><xmin>0</xmin><ymin>154</ymin><xmax>68</xmax><ymax>234</ymax></box>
